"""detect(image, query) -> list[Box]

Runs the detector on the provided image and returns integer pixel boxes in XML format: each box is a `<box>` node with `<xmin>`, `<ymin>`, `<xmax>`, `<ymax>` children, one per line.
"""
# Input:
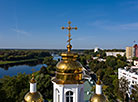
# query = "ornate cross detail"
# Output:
<box><xmin>61</xmin><ymin>21</ymin><xmax>77</xmax><ymax>45</ymax></box>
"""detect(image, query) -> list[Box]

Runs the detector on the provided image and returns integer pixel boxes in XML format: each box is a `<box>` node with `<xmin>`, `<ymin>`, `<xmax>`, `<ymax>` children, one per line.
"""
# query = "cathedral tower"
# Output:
<box><xmin>52</xmin><ymin>21</ymin><xmax>84</xmax><ymax>102</ymax></box>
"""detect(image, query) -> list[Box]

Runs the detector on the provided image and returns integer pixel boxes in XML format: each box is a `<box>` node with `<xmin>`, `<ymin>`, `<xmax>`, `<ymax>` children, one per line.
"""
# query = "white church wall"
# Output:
<box><xmin>52</xmin><ymin>81</ymin><xmax>84</xmax><ymax>102</ymax></box>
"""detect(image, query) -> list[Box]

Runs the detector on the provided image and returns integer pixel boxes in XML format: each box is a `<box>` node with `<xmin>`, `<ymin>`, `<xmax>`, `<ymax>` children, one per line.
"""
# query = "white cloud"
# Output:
<box><xmin>118</xmin><ymin>23</ymin><xmax>138</xmax><ymax>30</ymax></box>
<box><xmin>104</xmin><ymin>22</ymin><xmax>138</xmax><ymax>31</ymax></box>
<box><xmin>90</xmin><ymin>21</ymin><xmax>138</xmax><ymax>31</ymax></box>
<box><xmin>11</xmin><ymin>28</ymin><xmax>31</xmax><ymax>36</ymax></box>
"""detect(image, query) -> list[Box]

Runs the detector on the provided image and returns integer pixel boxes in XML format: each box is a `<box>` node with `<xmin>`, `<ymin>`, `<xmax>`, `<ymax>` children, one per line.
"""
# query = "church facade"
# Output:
<box><xmin>52</xmin><ymin>21</ymin><xmax>84</xmax><ymax>102</ymax></box>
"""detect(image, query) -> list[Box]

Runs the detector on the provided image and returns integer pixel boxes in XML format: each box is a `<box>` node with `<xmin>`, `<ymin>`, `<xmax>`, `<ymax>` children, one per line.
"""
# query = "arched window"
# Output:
<box><xmin>66</xmin><ymin>91</ymin><xmax>73</xmax><ymax>102</ymax></box>
<box><xmin>56</xmin><ymin>89</ymin><xmax>60</xmax><ymax>102</ymax></box>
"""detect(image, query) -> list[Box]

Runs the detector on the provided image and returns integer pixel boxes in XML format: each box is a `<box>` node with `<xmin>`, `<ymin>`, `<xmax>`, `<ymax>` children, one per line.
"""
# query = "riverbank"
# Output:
<box><xmin>0</xmin><ymin>57</ymin><xmax>44</xmax><ymax>68</ymax></box>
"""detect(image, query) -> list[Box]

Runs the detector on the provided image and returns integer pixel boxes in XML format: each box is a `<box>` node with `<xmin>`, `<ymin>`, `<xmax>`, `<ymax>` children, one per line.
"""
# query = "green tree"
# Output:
<box><xmin>43</xmin><ymin>56</ymin><xmax>57</xmax><ymax>66</ymax></box>
<box><xmin>0</xmin><ymin>73</ymin><xmax>29</xmax><ymax>102</ymax></box>
<box><xmin>78</xmin><ymin>55</ymin><xmax>87</xmax><ymax>66</ymax></box>
<box><xmin>39</xmin><ymin>66</ymin><xmax>49</xmax><ymax>74</ymax></box>
<box><xmin>118</xmin><ymin>77</ymin><xmax>130</xmax><ymax>102</ymax></box>
<box><xmin>116</xmin><ymin>59</ymin><xmax>127</xmax><ymax>69</ymax></box>
<box><xmin>37</xmin><ymin>74</ymin><xmax>53</xmax><ymax>100</ymax></box>
<box><xmin>132</xmin><ymin>57</ymin><xmax>138</xmax><ymax>60</ymax></box>
<box><xmin>96</xmin><ymin>68</ymin><xmax>105</xmax><ymax>79</ymax></box>
<box><xmin>105</xmin><ymin>56</ymin><xmax>117</xmax><ymax>68</ymax></box>
<box><xmin>112</xmin><ymin>78</ymin><xmax>119</xmax><ymax>97</ymax></box>
<box><xmin>130</xmin><ymin>84</ymin><xmax>138</xmax><ymax>102</ymax></box>
<box><xmin>99</xmin><ymin>50</ymin><xmax>106</xmax><ymax>58</ymax></box>
<box><xmin>89</xmin><ymin>59</ymin><xmax>99</xmax><ymax>73</ymax></box>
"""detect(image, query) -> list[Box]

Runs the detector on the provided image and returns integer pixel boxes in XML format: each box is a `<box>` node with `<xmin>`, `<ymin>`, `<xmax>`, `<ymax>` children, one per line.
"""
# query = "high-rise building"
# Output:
<box><xmin>52</xmin><ymin>21</ymin><xmax>84</xmax><ymax>102</ymax></box>
<box><xmin>126</xmin><ymin>44</ymin><xmax>138</xmax><ymax>60</ymax></box>
<box><xmin>133</xmin><ymin>44</ymin><xmax>138</xmax><ymax>58</ymax></box>
<box><xmin>126</xmin><ymin>47</ymin><xmax>134</xmax><ymax>60</ymax></box>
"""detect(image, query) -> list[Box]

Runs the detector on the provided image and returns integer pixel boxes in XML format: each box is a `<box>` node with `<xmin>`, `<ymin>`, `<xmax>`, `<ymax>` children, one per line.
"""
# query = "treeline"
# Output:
<box><xmin>0</xmin><ymin>49</ymin><xmax>51</xmax><ymax>61</ymax></box>
<box><xmin>83</xmin><ymin>49</ymin><xmax>106</xmax><ymax>58</ymax></box>
<box><xmin>104</xmin><ymin>49</ymin><xmax>125</xmax><ymax>52</ymax></box>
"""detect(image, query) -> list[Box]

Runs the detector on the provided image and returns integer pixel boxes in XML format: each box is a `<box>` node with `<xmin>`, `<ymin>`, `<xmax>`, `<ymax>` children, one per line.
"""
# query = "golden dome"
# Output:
<box><xmin>52</xmin><ymin>51</ymin><xmax>84</xmax><ymax>84</ymax></box>
<box><xmin>90</xmin><ymin>94</ymin><xmax>106</xmax><ymax>102</ymax></box>
<box><xmin>24</xmin><ymin>92</ymin><xmax>44</xmax><ymax>102</ymax></box>
<box><xmin>56</xmin><ymin>60</ymin><xmax>82</xmax><ymax>72</ymax></box>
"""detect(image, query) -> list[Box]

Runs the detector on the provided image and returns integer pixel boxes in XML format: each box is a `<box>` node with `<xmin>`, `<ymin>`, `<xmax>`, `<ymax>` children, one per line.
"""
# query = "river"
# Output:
<box><xmin>0</xmin><ymin>55</ymin><xmax>61</xmax><ymax>78</ymax></box>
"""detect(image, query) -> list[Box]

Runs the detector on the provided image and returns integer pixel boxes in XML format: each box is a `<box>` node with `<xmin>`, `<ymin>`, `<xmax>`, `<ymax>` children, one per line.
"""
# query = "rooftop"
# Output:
<box><xmin>120</xmin><ymin>66</ymin><xmax>138</xmax><ymax>75</ymax></box>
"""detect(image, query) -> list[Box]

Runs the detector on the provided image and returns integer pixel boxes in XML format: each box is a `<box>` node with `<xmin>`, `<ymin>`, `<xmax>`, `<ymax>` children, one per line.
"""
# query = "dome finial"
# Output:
<box><xmin>90</xmin><ymin>75</ymin><xmax>106</xmax><ymax>102</ymax></box>
<box><xmin>30</xmin><ymin>73</ymin><xmax>36</xmax><ymax>83</ymax></box>
<box><xmin>96</xmin><ymin>75</ymin><xmax>102</xmax><ymax>85</ymax></box>
<box><xmin>61</xmin><ymin>21</ymin><xmax>77</xmax><ymax>52</ymax></box>
<box><xmin>30</xmin><ymin>69</ymin><xmax>36</xmax><ymax>83</ymax></box>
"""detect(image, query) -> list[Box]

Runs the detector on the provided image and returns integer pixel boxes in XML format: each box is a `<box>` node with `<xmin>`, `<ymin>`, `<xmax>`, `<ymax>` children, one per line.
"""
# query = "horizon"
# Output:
<box><xmin>0</xmin><ymin>0</ymin><xmax>138</xmax><ymax>49</ymax></box>
<box><xmin>0</xmin><ymin>48</ymin><xmax>126</xmax><ymax>50</ymax></box>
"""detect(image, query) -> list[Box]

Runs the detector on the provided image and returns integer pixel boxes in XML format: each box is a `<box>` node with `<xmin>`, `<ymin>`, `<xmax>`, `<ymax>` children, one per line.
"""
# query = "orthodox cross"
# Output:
<box><xmin>61</xmin><ymin>21</ymin><xmax>77</xmax><ymax>45</ymax></box>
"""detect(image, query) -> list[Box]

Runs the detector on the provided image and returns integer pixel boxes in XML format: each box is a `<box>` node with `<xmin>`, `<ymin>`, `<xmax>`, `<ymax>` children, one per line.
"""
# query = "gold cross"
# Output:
<box><xmin>61</xmin><ymin>21</ymin><xmax>77</xmax><ymax>44</ymax></box>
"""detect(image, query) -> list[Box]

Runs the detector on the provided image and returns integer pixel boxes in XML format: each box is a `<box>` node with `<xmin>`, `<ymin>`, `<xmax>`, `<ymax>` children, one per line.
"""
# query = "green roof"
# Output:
<box><xmin>84</xmin><ymin>80</ymin><xmax>95</xmax><ymax>102</ymax></box>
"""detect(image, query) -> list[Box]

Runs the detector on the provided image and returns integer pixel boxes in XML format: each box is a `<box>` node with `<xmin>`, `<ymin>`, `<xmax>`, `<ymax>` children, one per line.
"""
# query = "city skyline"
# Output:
<box><xmin>0</xmin><ymin>0</ymin><xmax>138</xmax><ymax>49</ymax></box>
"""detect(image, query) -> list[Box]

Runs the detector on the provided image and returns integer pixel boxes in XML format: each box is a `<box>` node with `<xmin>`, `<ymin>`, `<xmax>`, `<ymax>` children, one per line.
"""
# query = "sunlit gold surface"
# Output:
<box><xmin>96</xmin><ymin>76</ymin><xmax>102</xmax><ymax>85</ymax></box>
<box><xmin>61</xmin><ymin>21</ymin><xmax>77</xmax><ymax>52</ymax></box>
<box><xmin>90</xmin><ymin>94</ymin><xmax>106</xmax><ymax>102</ymax></box>
<box><xmin>24</xmin><ymin>92</ymin><xmax>44</xmax><ymax>102</ymax></box>
<box><xmin>67</xmin><ymin>44</ymin><xmax>72</xmax><ymax>52</ymax></box>
<box><xmin>52</xmin><ymin>52</ymin><xmax>84</xmax><ymax>84</ymax></box>
<box><xmin>30</xmin><ymin>74</ymin><xmax>36</xmax><ymax>83</ymax></box>
<box><xmin>56</xmin><ymin>60</ymin><xmax>82</xmax><ymax>72</ymax></box>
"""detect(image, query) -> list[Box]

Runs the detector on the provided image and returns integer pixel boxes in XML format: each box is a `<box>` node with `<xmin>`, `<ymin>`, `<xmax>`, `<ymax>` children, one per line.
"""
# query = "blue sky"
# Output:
<box><xmin>0</xmin><ymin>0</ymin><xmax>138</xmax><ymax>49</ymax></box>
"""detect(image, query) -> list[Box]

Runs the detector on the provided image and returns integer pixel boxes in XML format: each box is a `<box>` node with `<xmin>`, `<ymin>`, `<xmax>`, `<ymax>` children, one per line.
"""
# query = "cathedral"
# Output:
<box><xmin>23</xmin><ymin>21</ymin><xmax>106</xmax><ymax>102</ymax></box>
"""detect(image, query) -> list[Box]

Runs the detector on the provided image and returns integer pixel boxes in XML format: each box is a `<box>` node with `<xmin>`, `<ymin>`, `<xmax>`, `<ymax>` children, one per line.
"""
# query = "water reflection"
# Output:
<box><xmin>0</xmin><ymin>64</ymin><xmax>46</xmax><ymax>78</ymax></box>
<box><xmin>0</xmin><ymin>55</ymin><xmax>61</xmax><ymax>78</ymax></box>
<box><xmin>0</xmin><ymin>62</ymin><xmax>41</xmax><ymax>70</ymax></box>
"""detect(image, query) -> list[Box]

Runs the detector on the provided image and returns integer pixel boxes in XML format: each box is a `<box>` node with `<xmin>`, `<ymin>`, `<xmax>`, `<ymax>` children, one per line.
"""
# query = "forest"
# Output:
<box><xmin>0</xmin><ymin>49</ymin><xmax>51</xmax><ymax>68</ymax></box>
